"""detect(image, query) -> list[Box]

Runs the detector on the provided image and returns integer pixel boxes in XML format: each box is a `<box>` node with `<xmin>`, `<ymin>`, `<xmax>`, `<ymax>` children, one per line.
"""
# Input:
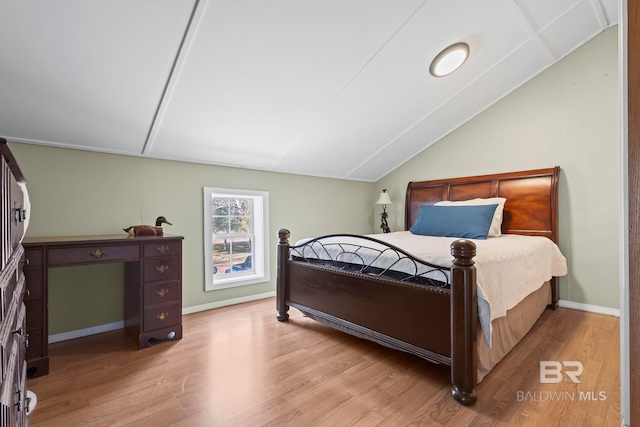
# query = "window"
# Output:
<box><xmin>203</xmin><ymin>187</ymin><xmax>269</xmax><ymax>290</ymax></box>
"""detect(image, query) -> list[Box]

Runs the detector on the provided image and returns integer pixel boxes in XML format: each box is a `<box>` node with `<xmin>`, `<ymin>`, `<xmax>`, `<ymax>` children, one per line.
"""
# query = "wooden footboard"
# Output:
<box><xmin>276</xmin><ymin>229</ymin><xmax>479</xmax><ymax>405</ymax></box>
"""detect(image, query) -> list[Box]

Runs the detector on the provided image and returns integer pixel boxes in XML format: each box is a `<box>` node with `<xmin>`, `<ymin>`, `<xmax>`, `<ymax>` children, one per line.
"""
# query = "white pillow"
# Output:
<box><xmin>435</xmin><ymin>197</ymin><xmax>506</xmax><ymax>237</ymax></box>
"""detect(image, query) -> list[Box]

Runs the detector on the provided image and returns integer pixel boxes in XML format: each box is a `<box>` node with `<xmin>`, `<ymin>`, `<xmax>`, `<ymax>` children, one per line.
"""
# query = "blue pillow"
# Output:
<box><xmin>409</xmin><ymin>204</ymin><xmax>499</xmax><ymax>240</ymax></box>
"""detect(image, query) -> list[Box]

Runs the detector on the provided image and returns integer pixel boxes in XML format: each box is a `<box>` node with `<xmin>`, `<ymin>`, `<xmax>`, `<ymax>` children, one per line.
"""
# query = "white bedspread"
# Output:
<box><xmin>295</xmin><ymin>231</ymin><xmax>567</xmax><ymax>346</ymax></box>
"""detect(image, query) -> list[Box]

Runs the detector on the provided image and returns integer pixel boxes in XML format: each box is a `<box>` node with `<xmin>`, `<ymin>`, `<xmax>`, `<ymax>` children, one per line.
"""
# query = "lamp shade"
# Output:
<box><xmin>376</xmin><ymin>190</ymin><xmax>393</xmax><ymax>205</ymax></box>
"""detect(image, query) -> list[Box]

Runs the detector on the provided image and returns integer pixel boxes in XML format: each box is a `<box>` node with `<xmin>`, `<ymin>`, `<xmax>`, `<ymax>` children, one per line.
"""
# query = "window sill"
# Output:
<box><xmin>206</xmin><ymin>273</ymin><xmax>269</xmax><ymax>291</ymax></box>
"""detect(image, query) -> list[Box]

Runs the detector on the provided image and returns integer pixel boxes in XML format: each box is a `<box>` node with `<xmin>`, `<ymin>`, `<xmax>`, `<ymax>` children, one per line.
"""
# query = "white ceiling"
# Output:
<box><xmin>0</xmin><ymin>0</ymin><xmax>618</xmax><ymax>182</ymax></box>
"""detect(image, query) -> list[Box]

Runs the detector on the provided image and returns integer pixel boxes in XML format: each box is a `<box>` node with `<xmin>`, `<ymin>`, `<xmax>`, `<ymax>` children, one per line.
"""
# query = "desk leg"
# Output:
<box><xmin>124</xmin><ymin>261</ymin><xmax>142</xmax><ymax>346</ymax></box>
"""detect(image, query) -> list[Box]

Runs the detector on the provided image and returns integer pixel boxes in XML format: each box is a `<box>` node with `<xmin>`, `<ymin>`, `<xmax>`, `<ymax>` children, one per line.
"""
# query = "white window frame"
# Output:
<box><xmin>203</xmin><ymin>187</ymin><xmax>269</xmax><ymax>291</ymax></box>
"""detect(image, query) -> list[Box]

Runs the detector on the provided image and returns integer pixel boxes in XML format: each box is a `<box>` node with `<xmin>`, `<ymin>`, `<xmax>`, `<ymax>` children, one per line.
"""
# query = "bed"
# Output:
<box><xmin>275</xmin><ymin>167</ymin><xmax>566</xmax><ymax>405</ymax></box>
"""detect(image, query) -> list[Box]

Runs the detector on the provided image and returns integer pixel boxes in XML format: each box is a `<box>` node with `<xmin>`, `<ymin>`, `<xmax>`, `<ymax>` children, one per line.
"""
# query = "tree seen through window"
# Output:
<box><xmin>211</xmin><ymin>196</ymin><xmax>254</xmax><ymax>276</ymax></box>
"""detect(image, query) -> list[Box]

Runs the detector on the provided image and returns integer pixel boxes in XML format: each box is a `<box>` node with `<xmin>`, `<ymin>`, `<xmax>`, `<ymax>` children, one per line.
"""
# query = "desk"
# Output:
<box><xmin>22</xmin><ymin>234</ymin><xmax>184</xmax><ymax>377</ymax></box>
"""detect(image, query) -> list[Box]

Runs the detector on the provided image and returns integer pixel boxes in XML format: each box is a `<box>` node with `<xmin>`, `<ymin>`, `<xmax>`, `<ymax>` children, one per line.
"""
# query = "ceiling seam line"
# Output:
<box><xmin>345</xmin><ymin>37</ymin><xmax>541</xmax><ymax>179</ymax></box>
<box><xmin>502</xmin><ymin>0</ymin><xmax>556</xmax><ymax>62</ymax></box>
<box><xmin>587</xmin><ymin>0</ymin><xmax>611</xmax><ymax>28</ymax></box>
<box><xmin>141</xmin><ymin>0</ymin><xmax>208</xmax><ymax>156</ymax></box>
<box><xmin>266</xmin><ymin>0</ymin><xmax>429</xmax><ymax>171</ymax></box>
<box><xmin>535</xmin><ymin>0</ymin><xmax>593</xmax><ymax>35</ymax></box>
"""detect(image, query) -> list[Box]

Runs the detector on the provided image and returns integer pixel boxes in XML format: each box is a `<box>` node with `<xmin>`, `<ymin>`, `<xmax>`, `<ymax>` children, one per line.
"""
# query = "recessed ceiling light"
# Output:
<box><xmin>429</xmin><ymin>42</ymin><xmax>470</xmax><ymax>78</ymax></box>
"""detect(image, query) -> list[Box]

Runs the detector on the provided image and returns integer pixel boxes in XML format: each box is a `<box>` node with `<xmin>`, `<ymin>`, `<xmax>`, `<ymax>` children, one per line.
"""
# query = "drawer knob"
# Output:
<box><xmin>157</xmin><ymin>312</ymin><xmax>169</xmax><ymax>321</ymax></box>
<box><xmin>90</xmin><ymin>249</ymin><xmax>105</xmax><ymax>258</ymax></box>
<box><xmin>12</xmin><ymin>328</ymin><xmax>28</xmax><ymax>347</ymax></box>
<box><xmin>156</xmin><ymin>265</ymin><xmax>169</xmax><ymax>274</ymax></box>
<box><xmin>157</xmin><ymin>245</ymin><xmax>169</xmax><ymax>254</ymax></box>
<box><xmin>13</xmin><ymin>204</ymin><xmax>26</xmax><ymax>224</ymax></box>
<box><xmin>14</xmin><ymin>390</ymin><xmax>21</xmax><ymax>412</ymax></box>
<box><xmin>156</xmin><ymin>288</ymin><xmax>169</xmax><ymax>297</ymax></box>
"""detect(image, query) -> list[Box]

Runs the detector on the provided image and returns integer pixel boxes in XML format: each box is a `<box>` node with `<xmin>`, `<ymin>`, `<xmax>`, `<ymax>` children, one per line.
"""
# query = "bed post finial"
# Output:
<box><xmin>451</xmin><ymin>239</ymin><xmax>476</xmax><ymax>265</ymax></box>
<box><xmin>450</xmin><ymin>239</ymin><xmax>478</xmax><ymax>405</ymax></box>
<box><xmin>276</xmin><ymin>229</ymin><xmax>291</xmax><ymax>322</ymax></box>
<box><xmin>278</xmin><ymin>229</ymin><xmax>290</xmax><ymax>245</ymax></box>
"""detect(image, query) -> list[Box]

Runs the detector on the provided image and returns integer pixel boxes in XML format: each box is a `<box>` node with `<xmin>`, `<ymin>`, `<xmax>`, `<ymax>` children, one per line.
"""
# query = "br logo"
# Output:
<box><xmin>540</xmin><ymin>361</ymin><xmax>584</xmax><ymax>384</ymax></box>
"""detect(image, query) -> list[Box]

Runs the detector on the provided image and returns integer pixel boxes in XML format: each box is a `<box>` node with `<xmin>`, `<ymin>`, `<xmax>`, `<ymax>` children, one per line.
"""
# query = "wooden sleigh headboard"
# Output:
<box><xmin>405</xmin><ymin>167</ymin><xmax>560</xmax><ymax>243</ymax></box>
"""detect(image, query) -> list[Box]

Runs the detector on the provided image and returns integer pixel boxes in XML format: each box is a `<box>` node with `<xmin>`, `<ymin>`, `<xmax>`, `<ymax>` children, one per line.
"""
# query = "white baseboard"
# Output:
<box><xmin>182</xmin><ymin>291</ymin><xmax>276</xmax><ymax>315</ymax></box>
<box><xmin>557</xmin><ymin>299</ymin><xmax>620</xmax><ymax>317</ymax></box>
<box><xmin>47</xmin><ymin>292</ymin><xmax>276</xmax><ymax>343</ymax></box>
<box><xmin>49</xmin><ymin>320</ymin><xmax>125</xmax><ymax>343</ymax></box>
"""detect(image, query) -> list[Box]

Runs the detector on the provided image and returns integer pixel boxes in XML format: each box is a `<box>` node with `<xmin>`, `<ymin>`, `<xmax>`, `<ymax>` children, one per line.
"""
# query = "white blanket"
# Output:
<box><xmin>295</xmin><ymin>231</ymin><xmax>567</xmax><ymax>346</ymax></box>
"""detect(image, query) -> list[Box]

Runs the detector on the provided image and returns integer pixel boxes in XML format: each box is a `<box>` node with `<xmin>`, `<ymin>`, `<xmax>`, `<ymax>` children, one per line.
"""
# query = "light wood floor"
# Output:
<box><xmin>26</xmin><ymin>298</ymin><xmax>620</xmax><ymax>426</ymax></box>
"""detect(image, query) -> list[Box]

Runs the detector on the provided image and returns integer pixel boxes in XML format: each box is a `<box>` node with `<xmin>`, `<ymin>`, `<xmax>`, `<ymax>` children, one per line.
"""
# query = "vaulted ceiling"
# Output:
<box><xmin>0</xmin><ymin>0</ymin><xmax>618</xmax><ymax>182</ymax></box>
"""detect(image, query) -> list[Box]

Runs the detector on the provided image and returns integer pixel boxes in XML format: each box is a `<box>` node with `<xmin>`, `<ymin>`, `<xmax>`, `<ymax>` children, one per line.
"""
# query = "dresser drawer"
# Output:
<box><xmin>48</xmin><ymin>244</ymin><xmax>139</xmax><ymax>266</ymax></box>
<box><xmin>144</xmin><ymin>281</ymin><xmax>180</xmax><ymax>307</ymax></box>
<box><xmin>1</xmin><ymin>301</ymin><xmax>25</xmax><ymax>380</ymax></box>
<box><xmin>0</xmin><ymin>338</ymin><xmax>7</xmax><ymax>380</ymax></box>
<box><xmin>144</xmin><ymin>256</ymin><xmax>180</xmax><ymax>282</ymax></box>
<box><xmin>0</xmin><ymin>273</ymin><xmax>17</xmax><ymax>322</ymax></box>
<box><xmin>144</xmin><ymin>241</ymin><xmax>182</xmax><ymax>258</ymax></box>
<box><xmin>143</xmin><ymin>302</ymin><xmax>181</xmax><ymax>332</ymax></box>
<box><xmin>0</xmin><ymin>320</ymin><xmax>15</xmax><ymax>380</ymax></box>
<box><xmin>0</xmin><ymin>344</ymin><xmax>18</xmax><ymax>397</ymax></box>
<box><xmin>15</xmin><ymin>303</ymin><xmax>26</xmax><ymax>371</ymax></box>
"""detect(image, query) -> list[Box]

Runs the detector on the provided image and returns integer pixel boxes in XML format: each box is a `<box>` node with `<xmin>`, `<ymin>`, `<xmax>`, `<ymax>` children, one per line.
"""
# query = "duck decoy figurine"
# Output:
<box><xmin>123</xmin><ymin>216</ymin><xmax>172</xmax><ymax>237</ymax></box>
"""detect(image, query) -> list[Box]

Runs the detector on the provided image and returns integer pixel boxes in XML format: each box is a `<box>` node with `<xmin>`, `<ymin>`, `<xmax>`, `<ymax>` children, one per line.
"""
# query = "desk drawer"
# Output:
<box><xmin>24</xmin><ymin>269</ymin><xmax>43</xmax><ymax>300</ymax></box>
<box><xmin>144</xmin><ymin>256</ymin><xmax>180</xmax><ymax>282</ymax></box>
<box><xmin>48</xmin><ymin>244</ymin><xmax>139</xmax><ymax>266</ymax></box>
<box><xmin>25</xmin><ymin>299</ymin><xmax>43</xmax><ymax>330</ymax></box>
<box><xmin>25</xmin><ymin>328</ymin><xmax>43</xmax><ymax>361</ymax></box>
<box><xmin>144</xmin><ymin>241</ymin><xmax>182</xmax><ymax>258</ymax></box>
<box><xmin>143</xmin><ymin>302</ymin><xmax>181</xmax><ymax>332</ymax></box>
<box><xmin>144</xmin><ymin>281</ymin><xmax>180</xmax><ymax>307</ymax></box>
<box><xmin>24</xmin><ymin>248</ymin><xmax>43</xmax><ymax>268</ymax></box>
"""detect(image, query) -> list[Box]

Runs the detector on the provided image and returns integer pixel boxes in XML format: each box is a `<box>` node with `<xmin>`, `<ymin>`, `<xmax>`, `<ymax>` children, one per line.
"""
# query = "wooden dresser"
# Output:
<box><xmin>22</xmin><ymin>234</ymin><xmax>184</xmax><ymax>378</ymax></box>
<box><xmin>0</xmin><ymin>139</ymin><xmax>29</xmax><ymax>426</ymax></box>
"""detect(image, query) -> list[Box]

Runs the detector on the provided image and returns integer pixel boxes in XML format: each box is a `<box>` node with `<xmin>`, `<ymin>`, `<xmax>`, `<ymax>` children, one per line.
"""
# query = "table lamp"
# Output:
<box><xmin>376</xmin><ymin>189</ymin><xmax>393</xmax><ymax>233</ymax></box>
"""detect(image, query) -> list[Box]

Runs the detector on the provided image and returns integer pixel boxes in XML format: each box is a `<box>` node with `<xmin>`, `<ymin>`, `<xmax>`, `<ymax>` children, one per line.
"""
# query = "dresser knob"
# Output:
<box><xmin>13</xmin><ymin>204</ymin><xmax>25</xmax><ymax>224</ymax></box>
<box><xmin>157</xmin><ymin>245</ymin><xmax>169</xmax><ymax>254</ymax></box>
<box><xmin>156</xmin><ymin>288</ymin><xmax>169</xmax><ymax>297</ymax></box>
<box><xmin>157</xmin><ymin>312</ymin><xmax>169</xmax><ymax>321</ymax></box>
<box><xmin>156</xmin><ymin>265</ymin><xmax>169</xmax><ymax>274</ymax></box>
<box><xmin>14</xmin><ymin>390</ymin><xmax>21</xmax><ymax>412</ymax></box>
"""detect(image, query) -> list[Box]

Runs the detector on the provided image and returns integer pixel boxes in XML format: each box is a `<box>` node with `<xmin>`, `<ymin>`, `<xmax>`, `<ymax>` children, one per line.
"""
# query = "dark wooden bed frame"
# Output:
<box><xmin>276</xmin><ymin>167</ymin><xmax>560</xmax><ymax>405</ymax></box>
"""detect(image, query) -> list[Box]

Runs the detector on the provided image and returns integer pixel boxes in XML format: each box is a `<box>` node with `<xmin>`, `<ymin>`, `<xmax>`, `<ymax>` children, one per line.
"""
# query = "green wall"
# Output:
<box><xmin>374</xmin><ymin>27</ymin><xmax>620</xmax><ymax>309</ymax></box>
<box><xmin>10</xmin><ymin>144</ymin><xmax>374</xmax><ymax>333</ymax></box>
